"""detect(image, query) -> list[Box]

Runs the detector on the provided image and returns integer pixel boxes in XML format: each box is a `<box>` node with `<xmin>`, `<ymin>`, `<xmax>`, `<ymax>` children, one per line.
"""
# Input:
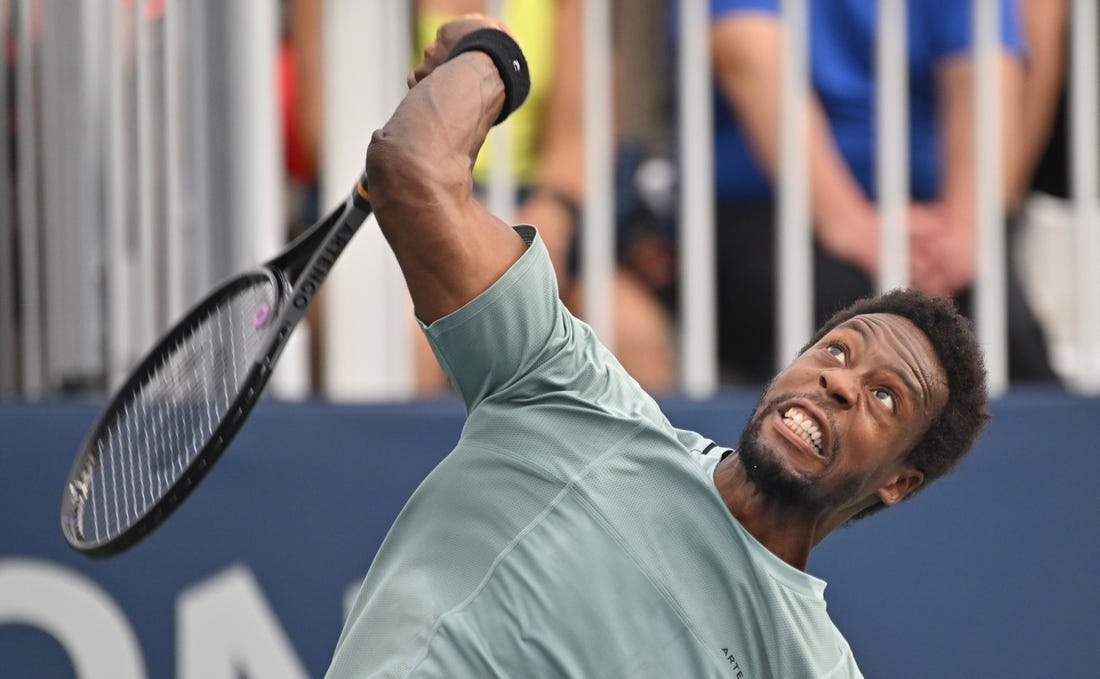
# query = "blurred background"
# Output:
<box><xmin>1</xmin><ymin>0</ymin><xmax>1095</xmax><ymax>402</ymax></box>
<box><xmin>1</xmin><ymin>0</ymin><xmax>1098</xmax><ymax>677</ymax></box>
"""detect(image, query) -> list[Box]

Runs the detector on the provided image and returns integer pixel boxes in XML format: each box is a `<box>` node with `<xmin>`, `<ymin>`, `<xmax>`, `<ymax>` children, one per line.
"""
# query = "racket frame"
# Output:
<box><xmin>61</xmin><ymin>177</ymin><xmax>371</xmax><ymax>557</ymax></box>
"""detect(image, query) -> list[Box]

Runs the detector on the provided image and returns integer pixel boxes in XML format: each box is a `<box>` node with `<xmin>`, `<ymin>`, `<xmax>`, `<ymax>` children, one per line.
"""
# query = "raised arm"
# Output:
<box><xmin>366</xmin><ymin>16</ymin><xmax>529</xmax><ymax>324</ymax></box>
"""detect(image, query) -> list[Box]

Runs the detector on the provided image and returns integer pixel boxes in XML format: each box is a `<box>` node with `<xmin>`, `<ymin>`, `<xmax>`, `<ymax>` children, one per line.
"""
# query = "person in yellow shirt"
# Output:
<box><xmin>412</xmin><ymin>0</ymin><xmax>676</xmax><ymax>394</ymax></box>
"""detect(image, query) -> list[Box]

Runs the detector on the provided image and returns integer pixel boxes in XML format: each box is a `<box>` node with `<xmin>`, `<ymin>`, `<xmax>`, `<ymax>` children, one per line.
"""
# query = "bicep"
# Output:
<box><xmin>710</xmin><ymin>14</ymin><xmax>783</xmax><ymax>176</ymax></box>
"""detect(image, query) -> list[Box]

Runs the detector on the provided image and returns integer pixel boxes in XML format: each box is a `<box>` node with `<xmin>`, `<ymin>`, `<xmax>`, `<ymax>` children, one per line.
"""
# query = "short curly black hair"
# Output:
<box><xmin>799</xmin><ymin>288</ymin><xmax>991</xmax><ymax>521</ymax></box>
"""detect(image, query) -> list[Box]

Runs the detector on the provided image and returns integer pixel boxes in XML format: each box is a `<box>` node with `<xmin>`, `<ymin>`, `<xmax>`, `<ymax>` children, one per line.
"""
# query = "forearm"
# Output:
<box><xmin>910</xmin><ymin>53</ymin><xmax>1024</xmax><ymax>295</ymax></box>
<box><xmin>936</xmin><ymin>53</ymin><xmax>1025</xmax><ymax>224</ymax></box>
<box><xmin>368</xmin><ymin>26</ymin><xmax>527</xmax><ymax>324</ymax></box>
<box><xmin>805</xmin><ymin>106</ymin><xmax>877</xmax><ymax>236</ymax></box>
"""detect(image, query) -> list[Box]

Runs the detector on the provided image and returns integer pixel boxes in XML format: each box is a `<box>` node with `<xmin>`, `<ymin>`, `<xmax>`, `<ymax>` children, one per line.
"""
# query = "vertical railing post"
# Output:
<box><xmin>103</xmin><ymin>0</ymin><xmax>132</xmax><ymax>389</ymax></box>
<box><xmin>134</xmin><ymin>0</ymin><xmax>160</xmax><ymax>352</ymax></box>
<box><xmin>677</xmin><ymin>0</ymin><xmax>718</xmax><ymax>397</ymax></box>
<box><xmin>74</xmin><ymin>0</ymin><xmax>106</xmax><ymax>389</ymax></box>
<box><xmin>776</xmin><ymin>0</ymin><xmax>812</xmax><ymax>370</ymax></box>
<box><xmin>876</xmin><ymin>0</ymin><xmax>909</xmax><ymax>293</ymax></box>
<box><xmin>484</xmin><ymin>0</ymin><xmax>516</xmax><ymax>224</ymax></box>
<box><xmin>14</xmin><ymin>0</ymin><xmax>44</xmax><ymax>397</ymax></box>
<box><xmin>1070</xmin><ymin>0</ymin><xmax>1100</xmax><ymax>393</ymax></box>
<box><xmin>224</xmin><ymin>0</ymin><xmax>306</xmax><ymax>397</ymax></box>
<box><xmin>186</xmin><ymin>0</ymin><xmax>215</xmax><ymax>296</ymax></box>
<box><xmin>321</xmin><ymin>0</ymin><xmax>414</xmax><ymax>400</ymax></box>
<box><xmin>0</xmin><ymin>0</ymin><xmax>15</xmax><ymax>395</ymax></box>
<box><xmin>581</xmin><ymin>0</ymin><xmax>615</xmax><ymax>346</ymax></box>
<box><xmin>974</xmin><ymin>0</ymin><xmax>1009</xmax><ymax>397</ymax></box>
<box><xmin>163</xmin><ymin>0</ymin><xmax>188</xmax><ymax>320</ymax></box>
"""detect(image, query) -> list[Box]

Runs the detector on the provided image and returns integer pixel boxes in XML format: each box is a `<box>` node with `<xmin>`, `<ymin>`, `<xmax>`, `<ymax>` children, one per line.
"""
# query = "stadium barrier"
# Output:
<box><xmin>1</xmin><ymin>392</ymin><xmax>1096</xmax><ymax>678</ymax></box>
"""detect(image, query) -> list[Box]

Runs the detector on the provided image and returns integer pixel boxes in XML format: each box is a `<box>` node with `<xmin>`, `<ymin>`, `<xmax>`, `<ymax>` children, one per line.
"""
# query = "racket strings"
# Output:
<box><xmin>75</xmin><ymin>279</ymin><xmax>277</xmax><ymax>544</ymax></box>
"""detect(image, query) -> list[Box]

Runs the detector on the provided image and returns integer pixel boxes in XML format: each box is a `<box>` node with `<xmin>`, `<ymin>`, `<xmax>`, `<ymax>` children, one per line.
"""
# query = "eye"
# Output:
<box><xmin>826</xmin><ymin>343</ymin><xmax>847</xmax><ymax>364</ymax></box>
<box><xmin>874</xmin><ymin>388</ymin><xmax>895</xmax><ymax>411</ymax></box>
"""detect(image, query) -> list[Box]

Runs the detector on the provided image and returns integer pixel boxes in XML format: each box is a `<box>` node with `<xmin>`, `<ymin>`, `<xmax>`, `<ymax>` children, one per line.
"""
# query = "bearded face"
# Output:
<box><xmin>736</xmin><ymin>390</ymin><xmax>861</xmax><ymax>513</ymax></box>
<box><xmin>732</xmin><ymin>314</ymin><xmax>949</xmax><ymax>519</ymax></box>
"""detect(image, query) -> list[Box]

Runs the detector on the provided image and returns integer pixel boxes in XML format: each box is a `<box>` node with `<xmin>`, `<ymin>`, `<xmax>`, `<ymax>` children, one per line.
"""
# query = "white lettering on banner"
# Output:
<box><xmin>0</xmin><ymin>558</ymin><xmax>146</xmax><ymax>679</ymax></box>
<box><xmin>176</xmin><ymin>563</ymin><xmax>309</xmax><ymax>679</ymax></box>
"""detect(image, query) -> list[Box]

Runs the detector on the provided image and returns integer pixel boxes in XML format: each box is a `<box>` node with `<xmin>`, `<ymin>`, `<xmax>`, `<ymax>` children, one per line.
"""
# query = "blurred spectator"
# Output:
<box><xmin>1009</xmin><ymin>0</ymin><xmax>1081</xmax><ymax>382</ymax></box>
<box><xmin>412</xmin><ymin>0</ymin><xmax>677</xmax><ymax>394</ymax></box>
<box><xmin>1013</xmin><ymin>0</ymin><xmax>1070</xmax><ymax>202</ymax></box>
<box><xmin>280</xmin><ymin>0</ymin><xmax>322</xmax><ymax>220</ymax></box>
<box><xmin>708</xmin><ymin>0</ymin><xmax>1060</xmax><ymax>384</ymax></box>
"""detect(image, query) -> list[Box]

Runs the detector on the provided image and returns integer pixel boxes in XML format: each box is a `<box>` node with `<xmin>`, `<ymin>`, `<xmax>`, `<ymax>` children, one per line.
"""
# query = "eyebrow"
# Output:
<box><xmin>839</xmin><ymin>321</ymin><xmax>925</xmax><ymax>406</ymax></box>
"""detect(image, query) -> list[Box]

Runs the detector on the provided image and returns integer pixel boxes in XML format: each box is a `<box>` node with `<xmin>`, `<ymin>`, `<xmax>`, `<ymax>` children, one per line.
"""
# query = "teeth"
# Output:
<box><xmin>782</xmin><ymin>407</ymin><xmax>823</xmax><ymax>452</ymax></box>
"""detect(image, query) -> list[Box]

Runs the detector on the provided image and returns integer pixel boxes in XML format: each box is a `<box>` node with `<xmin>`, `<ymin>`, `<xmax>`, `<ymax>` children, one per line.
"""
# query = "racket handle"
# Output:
<box><xmin>353</xmin><ymin>172</ymin><xmax>371</xmax><ymax>210</ymax></box>
<box><xmin>446</xmin><ymin>28</ymin><xmax>530</xmax><ymax>126</ymax></box>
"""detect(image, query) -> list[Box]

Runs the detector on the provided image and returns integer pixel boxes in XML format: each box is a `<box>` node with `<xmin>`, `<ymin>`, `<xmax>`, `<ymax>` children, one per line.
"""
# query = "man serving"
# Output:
<box><xmin>326</xmin><ymin>15</ymin><xmax>988</xmax><ymax>678</ymax></box>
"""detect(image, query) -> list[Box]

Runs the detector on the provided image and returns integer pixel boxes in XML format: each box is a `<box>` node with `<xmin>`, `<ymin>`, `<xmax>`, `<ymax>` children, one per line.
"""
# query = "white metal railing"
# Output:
<box><xmin>0</xmin><ymin>0</ymin><xmax>15</xmax><ymax>395</ymax></box>
<box><xmin>581</xmin><ymin>0</ymin><xmax>616</xmax><ymax>347</ymax></box>
<box><xmin>974</xmin><ymin>0</ymin><xmax>1009</xmax><ymax>397</ymax></box>
<box><xmin>2</xmin><ymin>0</ymin><xmax>289</xmax><ymax>399</ymax></box>
<box><xmin>14</xmin><ymin>0</ymin><xmax>44</xmax><ymax>398</ymax></box>
<box><xmin>320</xmin><ymin>0</ymin><xmax>413</xmax><ymax>401</ymax></box>
<box><xmin>484</xmin><ymin>0</ymin><xmax>517</xmax><ymax>224</ymax></box>
<box><xmin>1070</xmin><ymin>0</ymin><xmax>1100</xmax><ymax>392</ymax></box>
<box><xmin>2</xmin><ymin>0</ymin><xmax>1098</xmax><ymax>401</ymax></box>
<box><xmin>677</xmin><ymin>0</ymin><xmax>718</xmax><ymax>398</ymax></box>
<box><xmin>876</xmin><ymin>0</ymin><xmax>909</xmax><ymax>293</ymax></box>
<box><xmin>775</xmin><ymin>0</ymin><xmax>813</xmax><ymax>378</ymax></box>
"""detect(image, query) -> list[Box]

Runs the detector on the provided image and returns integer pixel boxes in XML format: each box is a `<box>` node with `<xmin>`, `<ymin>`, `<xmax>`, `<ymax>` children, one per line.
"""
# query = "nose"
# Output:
<box><xmin>819</xmin><ymin>369</ymin><xmax>859</xmax><ymax>408</ymax></box>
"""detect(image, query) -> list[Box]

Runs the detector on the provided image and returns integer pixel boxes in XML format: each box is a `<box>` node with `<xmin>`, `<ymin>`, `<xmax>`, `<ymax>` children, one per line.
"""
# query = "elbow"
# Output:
<box><xmin>366</xmin><ymin>127</ymin><xmax>468</xmax><ymax>222</ymax></box>
<box><xmin>365</xmin><ymin>127</ymin><xmax>418</xmax><ymax>202</ymax></box>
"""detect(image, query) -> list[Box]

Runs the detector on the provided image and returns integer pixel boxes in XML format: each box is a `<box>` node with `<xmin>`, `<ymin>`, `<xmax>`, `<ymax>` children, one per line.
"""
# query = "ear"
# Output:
<box><xmin>875</xmin><ymin>466</ymin><xmax>925</xmax><ymax>506</ymax></box>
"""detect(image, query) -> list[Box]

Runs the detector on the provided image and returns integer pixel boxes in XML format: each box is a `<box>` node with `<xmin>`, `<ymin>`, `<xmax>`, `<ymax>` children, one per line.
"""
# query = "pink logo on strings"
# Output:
<box><xmin>253</xmin><ymin>303</ymin><xmax>272</xmax><ymax>329</ymax></box>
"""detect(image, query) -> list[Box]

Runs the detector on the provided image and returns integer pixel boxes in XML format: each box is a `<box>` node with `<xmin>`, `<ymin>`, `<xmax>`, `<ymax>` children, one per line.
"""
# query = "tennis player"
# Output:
<box><xmin>326</xmin><ymin>14</ymin><xmax>989</xmax><ymax>678</ymax></box>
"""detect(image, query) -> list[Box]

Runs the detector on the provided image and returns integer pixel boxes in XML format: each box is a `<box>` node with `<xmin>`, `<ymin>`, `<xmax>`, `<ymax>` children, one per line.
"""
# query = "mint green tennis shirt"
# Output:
<box><xmin>326</xmin><ymin>227</ymin><xmax>863</xmax><ymax>678</ymax></box>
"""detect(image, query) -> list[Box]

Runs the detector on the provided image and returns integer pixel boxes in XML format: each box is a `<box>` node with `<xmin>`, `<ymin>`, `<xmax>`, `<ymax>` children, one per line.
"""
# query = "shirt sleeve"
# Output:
<box><xmin>927</xmin><ymin>0</ymin><xmax>1025</xmax><ymax>58</ymax></box>
<box><xmin>419</xmin><ymin>225</ymin><xmax>573</xmax><ymax>414</ymax></box>
<box><xmin>710</xmin><ymin>0</ymin><xmax>778</xmax><ymax>20</ymax></box>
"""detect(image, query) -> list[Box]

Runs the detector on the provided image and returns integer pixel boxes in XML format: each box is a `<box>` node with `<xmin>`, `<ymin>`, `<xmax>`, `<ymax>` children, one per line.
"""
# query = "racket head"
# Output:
<box><xmin>61</xmin><ymin>269</ymin><xmax>286</xmax><ymax>556</ymax></box>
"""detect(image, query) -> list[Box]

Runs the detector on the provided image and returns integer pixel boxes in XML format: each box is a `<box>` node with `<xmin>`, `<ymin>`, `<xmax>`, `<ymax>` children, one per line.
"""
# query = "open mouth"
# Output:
<box><xmin>776</xmin><ymin>403</ymin><xmax>828</xmax><ymax>458</ymax></box>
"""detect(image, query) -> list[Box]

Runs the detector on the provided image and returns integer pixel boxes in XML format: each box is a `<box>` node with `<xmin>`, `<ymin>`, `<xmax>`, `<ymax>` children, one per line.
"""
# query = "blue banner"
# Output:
<box><xmin>2</xmin><ymin>391</ymin><xmax>1097</xmax><ymax>678</ymax></box>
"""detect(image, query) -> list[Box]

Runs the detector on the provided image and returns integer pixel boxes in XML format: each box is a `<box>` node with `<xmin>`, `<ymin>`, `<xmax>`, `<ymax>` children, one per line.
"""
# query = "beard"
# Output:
<box><xmin>736</xmin><ymin>406</ymin><xmax>816</xmax><ymax>507</ymax></box>
<box><xmin>736</xmin><ymin>391</ymin><xmax>861</xmax><ymax>513</ymax></box>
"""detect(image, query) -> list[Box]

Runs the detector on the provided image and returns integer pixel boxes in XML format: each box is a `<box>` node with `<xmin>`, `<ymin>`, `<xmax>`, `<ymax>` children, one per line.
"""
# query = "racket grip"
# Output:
<box><xmin>445</xmin><ymin>28</ymin><xmax>530</xmax><ymax>126</ymax></box>
<box><xmin>353</xmin><ymin>171</ymin><xmax>371</xmax><ymax>210</ymax></box>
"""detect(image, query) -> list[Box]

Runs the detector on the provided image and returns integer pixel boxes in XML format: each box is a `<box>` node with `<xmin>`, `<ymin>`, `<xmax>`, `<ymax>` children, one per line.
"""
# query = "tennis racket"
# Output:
<box><xmin>60</xmin><ymin>172</ymin><xmax>372</xmax><ymax>557</ymax></box>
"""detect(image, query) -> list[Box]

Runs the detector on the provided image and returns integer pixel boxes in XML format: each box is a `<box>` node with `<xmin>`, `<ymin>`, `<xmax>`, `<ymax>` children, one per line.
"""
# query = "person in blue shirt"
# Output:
<box><xmin>709</xmin><ymin>0</ymin><xmax>1058</xmax><ymax>384</ymax></box>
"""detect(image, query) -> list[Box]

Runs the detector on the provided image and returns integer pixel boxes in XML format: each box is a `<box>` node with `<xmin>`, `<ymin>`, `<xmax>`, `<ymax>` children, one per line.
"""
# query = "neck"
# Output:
<box><xmin>712</xmin><ymin>451</ymin><xmax>849</xmax><ymax>571</ymax></box>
